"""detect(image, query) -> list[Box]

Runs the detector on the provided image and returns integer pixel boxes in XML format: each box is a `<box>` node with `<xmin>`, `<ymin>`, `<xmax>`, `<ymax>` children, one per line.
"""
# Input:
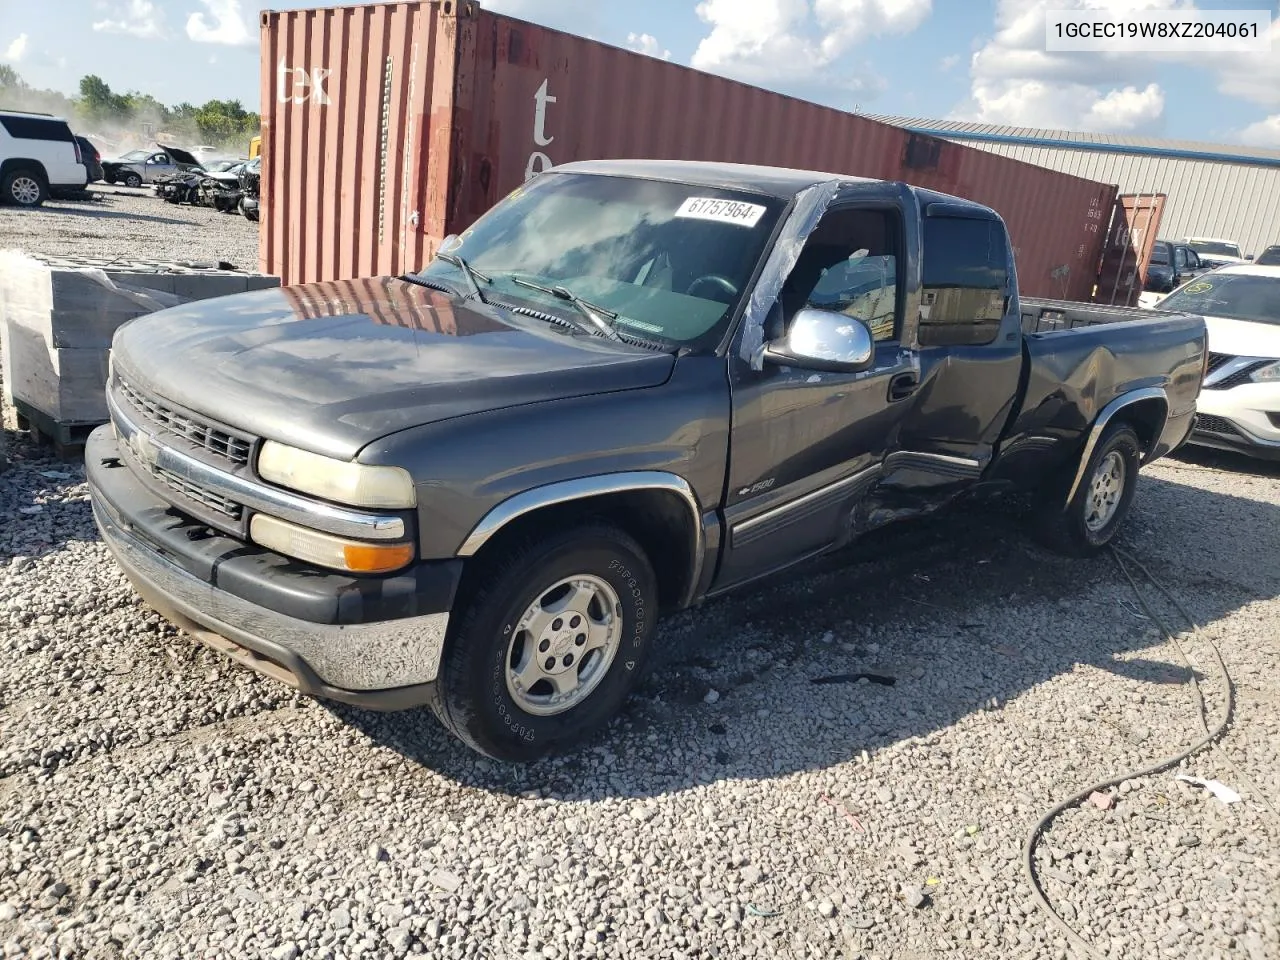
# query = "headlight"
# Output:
<box><xmin>1250</xmin><ymin>360</ymin><xmax>1280</xmax><ymax>383</ymax></box>
<box><xmin>250</xmin><ymin>514</ymin><xmax>415</xmax><ymax>574</ymax></box>
<box><xmin>257</xmin><ymin>441</ymin><xmax>416</xmax><ymax>508</ymax></box>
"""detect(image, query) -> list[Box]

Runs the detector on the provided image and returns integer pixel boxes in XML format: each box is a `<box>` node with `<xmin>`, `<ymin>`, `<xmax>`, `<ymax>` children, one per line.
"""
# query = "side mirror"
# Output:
<box><xmin>762</xmin><ymin>308</ymin><xmax>875</xmax><ymax>373</ymax></box>
<box><xmin>1246</xmin><ymin>254</ymin><xmax>1255</xmax><ymax>261</ymax></box>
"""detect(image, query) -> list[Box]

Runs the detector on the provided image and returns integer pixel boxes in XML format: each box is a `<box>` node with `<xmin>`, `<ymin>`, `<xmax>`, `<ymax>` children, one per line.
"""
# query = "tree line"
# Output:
<box><xmin>0</xmin><ymin>66</ymin><xmax>259</xmax><ymax>148</ymax></box>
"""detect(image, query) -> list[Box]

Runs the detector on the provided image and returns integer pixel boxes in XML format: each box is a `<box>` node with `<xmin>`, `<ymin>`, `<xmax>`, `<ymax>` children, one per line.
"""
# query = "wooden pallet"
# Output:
<box><xmin>12</xmin><ymin>398</ymin><xmax>103</xmax><ymax>460</ymax></box>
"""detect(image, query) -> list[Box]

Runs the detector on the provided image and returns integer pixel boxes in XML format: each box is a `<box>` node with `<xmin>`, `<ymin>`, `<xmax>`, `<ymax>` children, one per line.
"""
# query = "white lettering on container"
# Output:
<box><xmin>526</xmin><ymin>79</ymin><xmax>556</xmax><ymax>181</ymax></box>
<box><xmin>278</xmin><ymin>58</ymin><xmax>332</xmax><ymax>106</ymax></box>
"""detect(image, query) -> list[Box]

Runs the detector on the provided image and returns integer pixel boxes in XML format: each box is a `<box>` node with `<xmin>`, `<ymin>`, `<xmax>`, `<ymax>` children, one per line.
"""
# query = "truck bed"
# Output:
<box><xmin>1018</xmin><ymin>296</ymin><xmax>1181</xmax><ymax>334</ymax></box>
<box><xmin>991</xmin><ymin>296</ymin><xmax>1207</xmax><ymax>487</ymax></box>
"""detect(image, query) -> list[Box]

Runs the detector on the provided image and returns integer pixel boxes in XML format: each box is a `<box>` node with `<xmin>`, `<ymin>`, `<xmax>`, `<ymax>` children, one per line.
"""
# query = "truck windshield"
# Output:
<box><xmin>1160</xmin><ymin>273</ymin><xmax>1280</xmax><ymax>326</ymax></box>
<box><xmin>1188</xmin><ymin>240</ymin><xmax>1241</xmax><ymax>258</ymax></box>
<box><xmin>415</xmin><ymin>172</ymin><xmax>786</xmax><ymax>349</ymax></box>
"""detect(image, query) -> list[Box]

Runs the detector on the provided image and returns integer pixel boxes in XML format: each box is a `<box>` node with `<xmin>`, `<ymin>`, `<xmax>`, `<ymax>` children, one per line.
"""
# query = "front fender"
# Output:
<box><xmin>354</xmin><ymin>354</ymin><xmax>731</xmax><ymax>562</ymax></box>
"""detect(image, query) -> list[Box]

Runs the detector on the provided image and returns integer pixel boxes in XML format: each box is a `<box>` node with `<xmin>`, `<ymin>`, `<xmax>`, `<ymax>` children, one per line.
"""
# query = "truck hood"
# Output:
<box><xmin>1202</xmin><ymin>314</ymin><xmax>1280</xmax><ymax>359</ymax></box>
<box><xmin>113</xmin><ymin>277</ymin><xmax>676</xmax><ymax>460</ymax></box>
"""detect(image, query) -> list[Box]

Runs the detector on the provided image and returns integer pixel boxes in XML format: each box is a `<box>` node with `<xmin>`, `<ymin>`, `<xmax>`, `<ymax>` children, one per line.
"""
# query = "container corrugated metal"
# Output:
<box><xmin>1094</xmin><ymin>194</ymin><xmax>1167</xmax><ymax>307</ymax></box>
<box><xmin>260</xmin><ymin>1</ymin><xmax>1118</xmax><ymax>300</ymax></box>
<box><xmin>879</xmin><ymin>128</ymin><xmax>1280</xmax><ymax>264</ymax></box>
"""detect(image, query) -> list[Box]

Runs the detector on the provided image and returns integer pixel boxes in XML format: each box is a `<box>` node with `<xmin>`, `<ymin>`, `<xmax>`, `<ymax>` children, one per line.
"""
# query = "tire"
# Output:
<box><xmin>104</xmin><ymin>172</ymin><xmax>116</xmax><ymax>184</ymax></box>
<box><xmin>432</xmin><ymin>524</ymin><xmax>659</xmax><ymax>761</ymax></box>
<box><xmin>123</xmin><ymin>172</ymin><xmax>142</xmax><ymax>189</ymax></box>
<box><xmin>1034</xmin><ymin>422</ymin><xmax>1142</xmax><ymax>557</ymax></box>
<box><xmin>3</xmin><ymin>169</ymin><xmax>47</xmax><ymax>207</ymax></box>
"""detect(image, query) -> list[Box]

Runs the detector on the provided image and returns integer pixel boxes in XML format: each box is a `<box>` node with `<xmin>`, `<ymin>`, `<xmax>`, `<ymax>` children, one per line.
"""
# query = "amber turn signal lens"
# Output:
<box><xmin>249</xmin><ymin>514</ymin><xmax>415</xmax><ymax>574</ymax></box>
<box><xmin>342</xmin><ymin>541</ymin><xmax>416</xmax><ymax>573</ymax></box>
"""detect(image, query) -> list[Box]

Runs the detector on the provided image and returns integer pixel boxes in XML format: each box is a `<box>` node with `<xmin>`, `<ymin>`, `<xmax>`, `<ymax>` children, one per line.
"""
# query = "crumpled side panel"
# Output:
<box><xmin>738</xmin><ymin>181</ymin><xmax>842</xmax><ymax>370</ymax></box>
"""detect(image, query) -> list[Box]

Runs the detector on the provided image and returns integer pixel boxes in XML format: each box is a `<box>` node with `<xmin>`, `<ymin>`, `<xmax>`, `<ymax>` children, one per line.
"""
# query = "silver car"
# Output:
<box><xmin>103</xmin><ymin>145</ymin><xmax>202</xmax><ymax>188</ymax></box>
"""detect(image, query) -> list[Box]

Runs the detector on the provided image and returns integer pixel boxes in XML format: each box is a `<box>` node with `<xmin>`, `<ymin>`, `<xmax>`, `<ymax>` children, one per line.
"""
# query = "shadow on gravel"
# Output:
<box><xmin>1172</xmin><ymin>444</ymin><xmax>1280</xmax><ymax>478</ymax></box>
<box><xmin>337</xmin><ymin>473</ymin><xmax>1280</xmax><ymax>798</ymax></box>
<box><xmin>36</xmin><ymin>206</ymin><xmax>191</xmax><ymax>227</ymax></box>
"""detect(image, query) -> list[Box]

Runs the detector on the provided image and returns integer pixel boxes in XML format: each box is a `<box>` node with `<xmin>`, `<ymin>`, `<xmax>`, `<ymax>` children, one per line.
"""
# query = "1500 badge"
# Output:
<box><xmin>737</xmin><ymin>478</ymin><xmax>776</xmax><ymax>496</ymax></box>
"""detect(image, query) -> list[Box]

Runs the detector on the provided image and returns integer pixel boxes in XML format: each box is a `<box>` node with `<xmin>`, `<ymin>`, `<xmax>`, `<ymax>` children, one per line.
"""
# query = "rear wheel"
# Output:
<box><xmin>431</xmin><ymin>524</ymin><xmax>658</xmax><ymax>761</ymax></box>
<box><xmin>3</xmin><ymin>169</ymin><xmax>46</xmax><ymax>207</ymax></box>
<box><xmin>1033</xmin><ymin>423</ymin><xmax>1141</xmax><ymax>557</ymax></box>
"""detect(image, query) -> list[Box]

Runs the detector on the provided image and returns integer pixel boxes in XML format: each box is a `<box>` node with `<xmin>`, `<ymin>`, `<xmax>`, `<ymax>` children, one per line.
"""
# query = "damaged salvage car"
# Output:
<box><xmin>88</xmin><ymin>159</ymin><xmax>1209</xmax><ymax>761</ymax></box>
<box><xmin>156</xmin><ymin>159</ymin><xmax>246</xmax><ymax>208</ymax></box>
<box><xmin>238</xmin><ymin>155</ymin><xmax>260</xmax><ymax>221</ymax></box>
<box><xmin>198</xmin><ymin>160</ymin><xmax>249</xmax><ymax>213</ymax></box>
<box><xmin>104</xmin><ymin>144</ymin><xmax>202</xmax><ymax>189</ymax></box>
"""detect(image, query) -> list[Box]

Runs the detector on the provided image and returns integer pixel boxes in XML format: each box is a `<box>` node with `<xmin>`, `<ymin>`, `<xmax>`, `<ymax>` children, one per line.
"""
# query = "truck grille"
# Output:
<box><xmin>150</xmin><ymin>465</ymin><xmax>244</xmax><ymax>520</ymax></box>
<box><xmin>116</xmin><ymin>379</ymin><xmax>253</xmax><ymax>465</ymax></box>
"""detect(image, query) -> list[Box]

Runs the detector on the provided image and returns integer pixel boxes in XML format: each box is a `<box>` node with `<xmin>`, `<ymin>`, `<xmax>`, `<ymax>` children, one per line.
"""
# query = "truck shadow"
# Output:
<box><xmin>337</xmin><ymin>469</ymin><xmax>1280</xmax><ymax>796</ymax></box>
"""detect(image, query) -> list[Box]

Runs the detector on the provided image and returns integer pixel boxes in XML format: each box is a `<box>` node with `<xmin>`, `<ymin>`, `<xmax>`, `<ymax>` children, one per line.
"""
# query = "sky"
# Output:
<box><xmin>1</xmin><ymin>0</ymin><xmax>1278</xmax><ymax>146</ymax></box>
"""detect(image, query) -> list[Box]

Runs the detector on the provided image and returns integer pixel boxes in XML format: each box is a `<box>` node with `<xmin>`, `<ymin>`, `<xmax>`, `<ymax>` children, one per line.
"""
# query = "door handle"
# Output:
<box><xmin>888</xmin><ymin>371</ymin><xmax>919</xmax><ymax>402</ymax></box>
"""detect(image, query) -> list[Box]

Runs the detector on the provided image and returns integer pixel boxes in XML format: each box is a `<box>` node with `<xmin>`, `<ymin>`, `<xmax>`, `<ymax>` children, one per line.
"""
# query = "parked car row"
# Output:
<box><xmin>150</xmin><ymin>153</ymin><xmax>260</xmax><ymax>222</ymax></box>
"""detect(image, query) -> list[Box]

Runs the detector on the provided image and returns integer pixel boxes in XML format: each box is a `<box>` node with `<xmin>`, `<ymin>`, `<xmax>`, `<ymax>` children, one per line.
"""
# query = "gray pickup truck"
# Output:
<box><xmin>86</xmin><ymin>160</ymin><xmax>1207</xmax><ymax>761</ymax></box>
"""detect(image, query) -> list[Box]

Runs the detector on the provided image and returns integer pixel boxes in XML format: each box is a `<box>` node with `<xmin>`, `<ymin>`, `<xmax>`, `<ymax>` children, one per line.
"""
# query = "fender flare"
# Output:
<box><xmin>456</xmin><ymin>471</ymin><xmax>706</xmax><ymax>608</ymax></box>
<box><xmin>1064</xmin><ymin>386</ymin><xmax>1168</xmax><ymax>507</ymax></box>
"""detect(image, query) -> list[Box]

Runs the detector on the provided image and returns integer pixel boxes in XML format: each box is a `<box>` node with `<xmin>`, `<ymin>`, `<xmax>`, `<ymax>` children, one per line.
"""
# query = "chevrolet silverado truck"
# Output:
<box><xmin>87</xmin><ymin>160</ymin><xmax>1208</xmax><ymax>761</ymax></box>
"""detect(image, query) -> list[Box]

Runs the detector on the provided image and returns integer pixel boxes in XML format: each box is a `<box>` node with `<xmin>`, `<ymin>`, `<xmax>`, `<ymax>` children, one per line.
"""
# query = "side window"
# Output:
<box><xmin>0</xmin><ymin>116</ymin><xmax>73</xmax><ymax>141</ymax></box>
<box><xmin>779</xmin><ymin>207</ymin><xmax>901</xmax><ymax>342</ymax></box>
<box><xmin>1174</xmin><ymin>247</ymin><xmax>1187</xmax><ymax>270</ymax></box>
<box><xmin>918</xmin><ymin>215</ymin><xmax>1009</xmax><ymax>348</ymax></box>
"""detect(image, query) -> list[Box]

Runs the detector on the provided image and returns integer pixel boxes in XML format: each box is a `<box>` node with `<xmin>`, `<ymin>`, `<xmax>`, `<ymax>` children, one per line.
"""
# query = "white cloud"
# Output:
<box><xmin>2</xmin><ymin>33</ymin><xmax>27</xmax><ymax>63</ymax></box>
<box><xmin>626</xmin><ymin>33</ymin><xmax>671</xmax><ymax>60</ymax></box>
<box><xmin>956</xmin><ymin>0</ymin><xmax>1192</xmax><ymax>132</ymax></box>
<box><xmin>691</xmin><ymin>0</ymin><xmax>931</xmax><ymax>86</ymax></box>
<box><xmin>1240</xmin><ymin>115</ymin><xmax>1280</xmax><ymax>148</ymax></box>
<box><xmin>186</xmin><ymin>0</ymin><xmax>254</xmax><ymax>46</ymax></box>
<box><xmin>92</xmin><ymin>0</ymin><xmax>166</xmax><ymax>39</ymax></box>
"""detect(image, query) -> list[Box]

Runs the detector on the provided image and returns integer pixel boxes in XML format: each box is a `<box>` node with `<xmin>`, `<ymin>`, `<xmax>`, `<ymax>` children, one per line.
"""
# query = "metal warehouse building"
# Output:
<box><xmin>869</xmin><ymin>115</ymin><xmax>1280</xmax><ymax>260</ymax></box>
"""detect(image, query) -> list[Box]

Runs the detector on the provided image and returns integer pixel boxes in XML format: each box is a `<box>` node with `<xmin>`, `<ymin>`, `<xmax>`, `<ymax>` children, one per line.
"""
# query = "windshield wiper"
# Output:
<box><xmin>509</xmin><ymin>276</ymin><xmax>621</xmax><ymax>340</ymax></box>
<box><xmin>398</xmin><ymin>273</ymin><xmax>459</xmax><ymax>296</ymax></box>
<box><xmin>435</xmin><ymin>252</ymin><xmax>491</xmax><ymax>305</ymax></box>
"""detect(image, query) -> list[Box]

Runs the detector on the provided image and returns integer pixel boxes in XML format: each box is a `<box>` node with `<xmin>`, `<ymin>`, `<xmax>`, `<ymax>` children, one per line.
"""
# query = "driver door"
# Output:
<box><xmin>715</xmin><ymin>193</ymin><xmax>917</xmax><ymax>590</ymax></box>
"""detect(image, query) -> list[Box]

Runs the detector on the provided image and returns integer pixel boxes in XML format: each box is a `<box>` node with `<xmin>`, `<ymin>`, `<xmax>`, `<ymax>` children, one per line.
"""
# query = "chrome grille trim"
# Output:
<box><xmin>107</xmin><ymin>389</ymin><xmax>407</xmax><ymax>541</ymax></box>
<box><xmin>151</xmin><ymin>465</ymin><xmax>243</xmax><ymax>519</ymax></box>
<box><xmin>117</xmin><ymin>378</ymin><xmax>254</xmax><ymax>465</ymax></box>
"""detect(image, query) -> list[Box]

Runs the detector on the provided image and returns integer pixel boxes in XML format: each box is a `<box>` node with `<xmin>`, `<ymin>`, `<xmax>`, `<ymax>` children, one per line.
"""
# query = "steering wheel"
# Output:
<box><xmin>686</xmin><ymin>274</ymin><xmax>739</xmax><ymax>301</ymax></box>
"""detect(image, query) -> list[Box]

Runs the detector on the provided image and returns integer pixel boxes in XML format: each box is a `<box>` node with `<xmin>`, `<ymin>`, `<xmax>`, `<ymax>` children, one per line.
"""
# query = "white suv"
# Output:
<box><xmin>0</xmin><ymin>109</ymin><xmax>88</xmax><ymax>207</ymax></box>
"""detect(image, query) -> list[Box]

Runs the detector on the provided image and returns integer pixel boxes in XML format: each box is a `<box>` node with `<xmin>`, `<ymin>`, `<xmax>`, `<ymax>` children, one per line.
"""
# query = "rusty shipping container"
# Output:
<box><xmin>260</xmin><ymin>1</ymin><xmax>1118</xmax><ymax>298</ymax></box>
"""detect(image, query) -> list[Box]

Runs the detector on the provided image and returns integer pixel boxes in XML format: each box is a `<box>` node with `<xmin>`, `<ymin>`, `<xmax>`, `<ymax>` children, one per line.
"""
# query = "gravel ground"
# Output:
<box><xmin>0</xmin><ymin>184</ymin><xmax>259</xmax><ymax>270</ymax></box>
<box><xmin>0</xmin><ymin>194</ymin><xmax>1276</xmax><ymax>957</ymax></box>
<box><xmin>2</xmin><ymin>420</ymin><xmax>1276</xmax><ymax>959</ymax></box>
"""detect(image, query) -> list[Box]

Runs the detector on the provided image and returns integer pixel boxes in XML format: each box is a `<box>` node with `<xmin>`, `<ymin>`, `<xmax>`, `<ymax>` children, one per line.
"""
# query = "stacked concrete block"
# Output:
<box><xmin>0</xmin><ymin>250</ymin><xmax>280</xmax><ymax>450</ymax></box>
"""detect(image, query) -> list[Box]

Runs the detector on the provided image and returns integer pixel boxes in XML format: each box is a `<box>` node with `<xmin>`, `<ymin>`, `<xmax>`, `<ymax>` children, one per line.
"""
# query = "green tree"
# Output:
<box><xmin>0</xmin><ymin>64</ymin><xmax>23</xmax><ymax>90</ymax></box>
<box><xmin>78</xmin><ymin>74</ymin><xmax>130</xmax><ymax>118</ymax></box>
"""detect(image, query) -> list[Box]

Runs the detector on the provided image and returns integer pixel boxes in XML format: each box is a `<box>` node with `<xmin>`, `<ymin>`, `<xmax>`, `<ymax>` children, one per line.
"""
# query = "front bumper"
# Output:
<box><xmin>1187</xmin><ymin>386</ymin><xmax>1280</xmax><ymax>460</ymax></box>
<box><xmin>87</xmin><ymin>426</ymin><xmax>460</xmax><ymax>710</ymax></box>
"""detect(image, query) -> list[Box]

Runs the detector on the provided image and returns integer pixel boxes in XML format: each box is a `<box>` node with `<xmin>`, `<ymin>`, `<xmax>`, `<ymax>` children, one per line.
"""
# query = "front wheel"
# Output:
<box><xmin>1033</xmin><ymin>422</ymin><xmax>1142</xmax><ymax>557</ymax></box>
<box><xmin>3</xmin><ymin>169</ymin><xmax>46</xmax><ymax>207</ymax></box>
<box><xmin>432</xmin><ymin>524</ymin><xmax>659</xmax><ymax>761</ymax></box>
<box><xmin>123</xmin><ymin>172</ymin><xmax>142</xmax><ymax>189</ymax></box>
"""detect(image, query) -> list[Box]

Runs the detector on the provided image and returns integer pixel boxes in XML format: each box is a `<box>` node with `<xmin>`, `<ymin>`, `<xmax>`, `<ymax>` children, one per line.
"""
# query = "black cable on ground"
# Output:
<box><xmin>1020</xmin><ymin>545</ymin><xmax>1238</xmax><ymax>960</ymax></box>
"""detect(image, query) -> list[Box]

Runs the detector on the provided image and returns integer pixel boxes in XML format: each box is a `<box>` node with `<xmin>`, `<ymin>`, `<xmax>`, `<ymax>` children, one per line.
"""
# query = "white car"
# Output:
<box><xmin>1151</xmin><ymin>264</ymin><xmax>1280</xmax><ymax>459</ymax></box>
<box><xmin>1184</xmin><ymin>236</ymin><xmax>1249</xmax><ymax>269</ymax></box>
<box><xmin>0</xmin><ymin>109</ymin><xmax>89</xmax><ymax>206</ymax></box>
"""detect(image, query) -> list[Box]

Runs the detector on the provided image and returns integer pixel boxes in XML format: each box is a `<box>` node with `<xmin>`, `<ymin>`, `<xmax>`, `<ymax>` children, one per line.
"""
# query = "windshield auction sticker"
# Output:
<box><xmin>675</xmin><ymin>197</ymin><xmax>767</xmax><ymax>228</ymax></box>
